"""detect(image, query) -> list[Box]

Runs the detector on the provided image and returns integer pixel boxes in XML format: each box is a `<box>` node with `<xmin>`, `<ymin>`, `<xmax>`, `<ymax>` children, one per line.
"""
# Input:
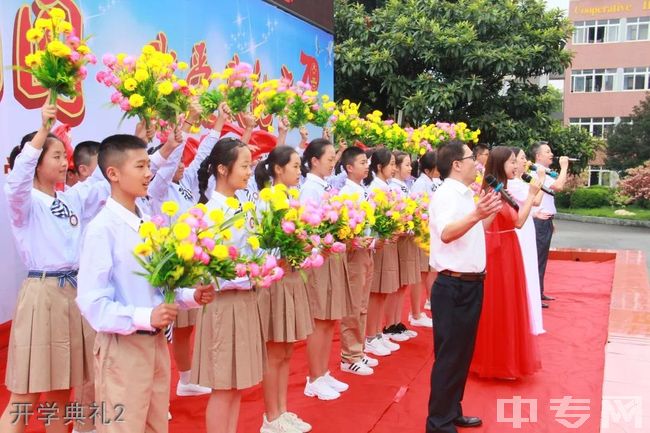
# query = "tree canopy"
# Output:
<box><xmin>606</xmin><ymin>94</ymin><xmax>650</xmax><ymax>171</ymax></box>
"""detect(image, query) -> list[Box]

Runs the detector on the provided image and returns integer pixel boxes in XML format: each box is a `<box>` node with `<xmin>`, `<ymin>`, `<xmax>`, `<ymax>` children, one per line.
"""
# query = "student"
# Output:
<box><xmin>192</xmin><ymin>137</ymin><xmax>266</xmax><ymax>433</ymax></box>
<box><xmin>300</xmin><ymin>138</ymin><xmax>351</xmax><ymax>400</ymax></box>
<box><xmin>0</xmin><ymin>104</ymin><xmax>109</xmax><ymax>433</ymax></box>
<box><xmin>255</xmin><ymin>146</ymin><xmax>313</xmax><ymax>433</ymax></box>
<box><xmin>408</xmin><ymin>151</ymin><xmax>437</xmax><ymax>327</ymax></box>
<box><xmin>363</xmin><ymin>147</ymin><xmax>401</xmax><ymax>357</ymax></box>
<box><xmin>72</xmin><ymin>141</ymin><xmax>100</xmax><ymax>182</ymax></box>
<box><xmin>385</xmin><ymin>151</ymin><xmax>420</xmax><ymax>342</ymax></box>
<box><xmin>337</xmin><ymin>146</ymin><xmax>379</xmax><ymax>375</ymax></box>
<box><xmin>76</xmin><ymin>133</ymin><xmax>214</xmax><ymax>433</ymax></box>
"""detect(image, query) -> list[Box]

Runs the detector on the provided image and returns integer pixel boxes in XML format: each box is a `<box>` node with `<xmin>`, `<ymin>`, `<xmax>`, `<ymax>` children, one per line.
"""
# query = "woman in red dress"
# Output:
<box><xmin>471</xmin><ymin>146</ymin><xmax>542</xmax><ymax>379</ymax></box>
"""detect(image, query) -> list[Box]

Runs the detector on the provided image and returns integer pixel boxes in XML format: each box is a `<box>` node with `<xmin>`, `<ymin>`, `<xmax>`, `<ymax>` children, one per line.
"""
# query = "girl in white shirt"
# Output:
<box><xmin>363</xmin><ymin>148</ymin><xmax>402</xmax><ymax>357</ymax></box>
<box><xmin>192</xmin><ymin>137</ymin><xmax>265</xmax><ymax>433</ymax></box>
<box><xmin>300</xmin><ymin>139</ymin><xmax>352</xmax><ymax>401</ymax></box>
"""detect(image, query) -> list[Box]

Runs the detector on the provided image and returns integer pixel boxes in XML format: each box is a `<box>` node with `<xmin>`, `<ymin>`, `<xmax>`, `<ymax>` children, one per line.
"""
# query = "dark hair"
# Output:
<box><xmin>511</xmin><ymin>147</ymin><xmax>525</xmax><ymax>159</ymax></box>
<box><xmin>436</xmin><ymin>140</ymin><xmax>466</xmax><ymax>180</ymax></box>
<box><xmin>416</xmin><ymin>151</ymin><xmax>437</xmax><ymax>176</ymax></box>
<box><xmin>529</xmin><ymin>140</ymin><xmax>548</xmax><ymax>160</ymax></box>
<box><xmin>363</xmin><ymin>147</ymin><xmax>392</xmax><ymax>186</ymax></box>
<box><xmin>197</xmin><ymin>137</ymin><xmax>248</xmax><ymax>204</ymax></box>
<box><xmin>393</xmin><ymin>151</ymin><xmax>409</xmax><ymax>168</ymax></box>
<box><xmin>73</xmin><ymin>140</ymin><xmax>100</xmax><ymax>169</ymax></box>
<box><xmin>301</xmin><ymin>138</ymin><xmax>333</xmax><ymax>177</ymax></box>
<box><xmin>254</xmin><ymin>145</ymin><xmax>298</xmax><ymax>190</ymax></box>
<box><xmin>472</xmin><ymin>143</ymin><xmax>489</xmax><ymax>158</ymax></box>
<box><xmin>98</xmin><ymin>134</ymin><xmax>148</xmax><ymax>179</ymax></box>
<box><xmin>482</xmin><ymin>146</ymin><xmax>515</xmax><ymax>190</ymax></box>
<box><xmin>8</xmin><ymin>131</ymin><xmax>61</xmax><ymax>170</ymax></box>
<box><xmin>335</xmin><ymin>146</ymin><xmax>365</xmax><ymax>175</ymax></box>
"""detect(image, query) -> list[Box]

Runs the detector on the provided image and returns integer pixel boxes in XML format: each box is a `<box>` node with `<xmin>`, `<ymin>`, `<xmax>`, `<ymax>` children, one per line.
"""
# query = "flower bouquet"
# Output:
<box><xmin>366</xmin><ymin>188</ymin><xmax>404</xmax><ymax>242</ymax></box>
<box><xmin>331</xmin><ymin>99</ymin><xmax>363</xmax><ymax>144</ymax></box>
<box><xmin>308</xmin><ymin>94</ymin><xmax>336</xmax><ymax>128</ymax></box>
<box><xmin>21</xmin><ymin>7</ymin><xmax>96</xmax><ymax>124</ymax></box>
<box><xmin>215</xmin><ymin>63</ymin><xmax>258</xmax><ymax>114</ymax></box>
<box><xmin>285</xmin><ymin>81</ymin><xmax>317</xmax><ymax>128</ymax></box>
<box><xmin>254</xmin><ymin>78</ymin><xmax>292</xmax><ymax>119</ymax></box>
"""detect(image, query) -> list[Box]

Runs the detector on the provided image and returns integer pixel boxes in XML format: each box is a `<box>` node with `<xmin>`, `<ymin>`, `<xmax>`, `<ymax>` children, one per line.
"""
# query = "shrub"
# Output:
<box><xmin>619</xmin><ymin>161</ymin><xmax>650</xmax><ymax>207</ymax></box>
<box><xmin>555</xmin><ymin>191</ymin><xmax>572</xmax><ymax>208</ymax></box>
<box><xmin>570</xmin><ymin>186</ymin><xmax>613</xmax><ymax>208</ymax></box>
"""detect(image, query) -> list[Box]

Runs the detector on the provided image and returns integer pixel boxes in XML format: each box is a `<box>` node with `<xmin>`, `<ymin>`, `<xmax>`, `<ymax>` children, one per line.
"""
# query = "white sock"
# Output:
<box><xmin>179</xmin><ymin>370</ymin><xmax>190</xmax><ymax>385</ymax></box>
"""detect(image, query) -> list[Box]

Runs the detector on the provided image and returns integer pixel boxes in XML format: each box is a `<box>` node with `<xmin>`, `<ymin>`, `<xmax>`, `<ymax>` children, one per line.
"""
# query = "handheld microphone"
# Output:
<box><xmin>521</xmin><ymin>173</ymin><xmax>555</xmax><ymax>196</ymax></box>
<box><xmin>555</xmin><ymin>157</ymin><xmax>580</xmax><ymax>162</ymax></box>
<box><xmin>530</xmin><ymin>164</ymin><xmax>559</xmax><ymax>179</ymax></box>
<box><xmin>485</xmin><ymin>174</ymin><xmax>519</xmax><ymax>211</ymax></box>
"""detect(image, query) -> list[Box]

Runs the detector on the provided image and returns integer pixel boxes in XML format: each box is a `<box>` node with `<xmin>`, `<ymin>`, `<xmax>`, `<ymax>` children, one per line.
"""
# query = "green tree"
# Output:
<box><xmin>334</xmin><ymin>0</ymin><xmax>573</xmax><ymax>148</ymax></box>
<box><xmin>546</xmin><ymin>123</ymin><xmax>601</xmax><ymax>174</ymax></box>
<box><xmin>606</xmin><ymin>94</ymin><xmax>650</xmax><ymax>171</ymax></box>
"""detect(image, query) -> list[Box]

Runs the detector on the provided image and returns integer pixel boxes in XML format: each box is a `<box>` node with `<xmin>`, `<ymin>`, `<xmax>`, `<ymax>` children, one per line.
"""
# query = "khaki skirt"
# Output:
<box><xmin>5</xmin><ymin>277</ymin><xmax>94</xmax><ymax>394</ymax></box>
<box><xmin>370</xmin><ymin>242</ymin><xmax>400</xmax><ymax>294</ymax></box>
<box><xmin>259</xmin><ymin>269</ymin><xmax>314</xmax><ymax>343</ymax></box>
<box><xmin>174</xmin><ymin>309</ymin><xmax>198</xmax><ymax>329</ymax></box>
<box><xmin>419</xmin><ymin>248</ymin><xmax>432</xmax><ymax>273</ymax></box>
<box><xmin>306</xmin><ymin>252</ymin><xmax>352</xmax><ymax>321</ymax></box>
<box><xmin>191</xmin><ymin>290</ymin><xmax>266</xmax><ymax>390</ymax></box>
<box><xmin>397</xmin><ymin>236</ymin><xmax>422</xmax><ymax>286</ymax></box>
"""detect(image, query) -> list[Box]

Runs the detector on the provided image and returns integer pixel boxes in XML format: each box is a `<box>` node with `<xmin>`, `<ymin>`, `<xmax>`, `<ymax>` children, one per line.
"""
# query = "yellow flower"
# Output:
<box><xmin>288</xmin><ymin>189</ymin><xmax>299</xmax><ymax>199</ymax></box>
<box><xmin>177</xmin><ymin>61</ymin><xmax>188</xmax><ymax>70</ymax></box>
<box><xmin>195</xmin><ymin>203</ymin><xmax>208</xmax><ymax>213</ymax></box>
<box><xmin>161</xmin><ymin>201</ymin><xmax>179</xmax><ymax>216</ymax></box>
<box><xmin>284</xmin><ymin>208</ymin><xmax>298</xmax><ymax>221</ymax></box>
<box><xmin>158</xmin><ymin>81</ymin><xmax>173</xmax><ymax>96</ymax></box>
<box><xmin>49</xmin><ymin>7</ymin><xmax>66</xmax><ymax>20</ymax></box>
<box><xmin>24</xmin><ymin>52</ymin><xmax>43</xmax><ymax>68</ymax></box>
<box><xmin>259</xmin><ymin>188</ymin><xmax>272</xmax><ymax>202</ymax></box>
<box><xmin>271</xmin><ymin>197</ymin><xmax>289</xmax><ymax>211</ymax></box>
<box><xmin>391</xmin><ymin>212</ymin><xmax>401</xmax><ymax>221</ymax></box>
<box><xmin>247</xmin><ymin>236</ymin><xmax>260</xmax><ymax>250</ymax></box>
<box><xmin>173</xmin><ymin>222</ymin><xmax>191</xmax><ymax>240</ymax></box>
<box><xmin>56</xmin><ymin>20</ymin><xmax>72</xmax><ymax>34</ymax></box>
<box><xmin>134</xmin><ymin>69</ymin><xmax>149</xmax><ymax>82</ymax></box>
<box><xmin>322</xmin><ymin>94</ymin><xmax>330</xmax><ymax>102</ymax></box>
<box><xmin>138</xmin><ymin>221</ymin><xmax>157</xmax><ymax>238</ymax></box>
<box><xmin>176</xmin><ymin>243</ymin><xmax>194</xmax><ymax>260</ymax></box>
<box><xmin>170</xmin><ymin>265</ymin><xmax>184</xmax><ymax>280</ymax></box>
<box><xmin>47</xmin><ymin>40</ymin><xmax>71</xmax><ymax>57</ymax></box>
<box><xmin>209</xmin><ymin>209</ymin><xmax>225</xmax><ymax>224</ymax></box>
<box><xmin>133</xmin><ymin>242</ymin><xmax>152</xmax><ymax>256</ymax></box>
<box><xmin>35</xmin><ymin>18</ymin><xmax>52</xmax><ymax>31</ymax></box>
<box><xmin>225</xmin><ymin>197</ymin><xmax>240</xmax><ymax>210</ymax></box>
<box><xmin>268</xmin><ymin>125</ymin><xmax>274</xmax><ymax>133</ymax></box>
<box><xmin>198</xmin><ymin>229</ymin><xmax>215</xmax><ymax>239</ymax></box>
<box><xmin>201</xmin><ymin>78</ymin><xmax>210</xmax><ymax>88</ymax></box>
<box><xmin>177</xmin><ymin>79</ymin><xmax>188</xmax><ymax>87</ymax></box>
<box><xmin>210</xmin><ymin>244</ymin><xmax>229</xmax><ymax>260</ymax></box>
<box><xmin>116</xmin><ymin>53</ymin><xmax>126</xmax><ymax>64</ymax></box>
<box><xmin>129</xmin><ymin>94</ymin><xmax>144</xmax><ymax>108</ymax></box>
<box><xmin>76</xmin><ymin>45</ymin><xmax>90</xmax><ymax>55</ymax></box>
<box><xmin>123</xmin><ymin>78</ymin><xmax>138</xmax><ymax>92</ymax></box>
<box><xmin>25</xmin><ymin>28</ymin><xmax>44</xmax><ymax>43</ymax></box>
<box><xmin>220</xmin><ymin>229</ymin><xmax>233</xmax><ymax>241</ymax></box>
<box><xmin>242</xmin><ymin>202</ymin><xmax>256</xmax><ymax>213</ymax></box>
<box><xmin>233</xmin><ymin>218</ymin><xmax>245</xmax><ymax>230</ymax></box>
<box><xmin>142</xmin><ymin>45</ymin><xmax>155</xmax><ymax>55</ymax></box>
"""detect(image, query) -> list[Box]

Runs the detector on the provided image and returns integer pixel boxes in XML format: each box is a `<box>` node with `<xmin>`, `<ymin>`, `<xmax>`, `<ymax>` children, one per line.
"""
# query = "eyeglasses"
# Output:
<box><xmin>457</xmin><ymin>155</ymin><xmax>476</xmax><ymax>162</ymax></box>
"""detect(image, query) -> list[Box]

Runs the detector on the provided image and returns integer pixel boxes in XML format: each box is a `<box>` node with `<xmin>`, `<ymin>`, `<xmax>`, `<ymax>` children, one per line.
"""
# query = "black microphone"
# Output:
<box><xmin>521</xmin><ymin>173</ymin><xmax>555</xmax><ymax>196</ymax></box>
<box><xmin>485</xmin><ymin>174</ymin><xmax>519</xmax><ymax>211</ymax></box>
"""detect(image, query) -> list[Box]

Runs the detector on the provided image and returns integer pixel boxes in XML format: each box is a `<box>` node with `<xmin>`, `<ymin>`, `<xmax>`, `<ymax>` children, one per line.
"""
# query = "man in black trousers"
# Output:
<box><xmin>530</xmin><ymin>141</ymin><xmax>569</xmax><ymax>308</ymax></box>
<box><xmin>426</xmin><ymin>141</ymin><xmax>501</xmax><ymax>433</ymax></box>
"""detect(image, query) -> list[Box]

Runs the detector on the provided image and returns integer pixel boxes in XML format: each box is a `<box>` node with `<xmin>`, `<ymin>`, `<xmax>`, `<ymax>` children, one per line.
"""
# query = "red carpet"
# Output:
<box><xmin>0</xmin><ymin>259</ymin><xmax>615</xmax><ymax>432</ymax></box>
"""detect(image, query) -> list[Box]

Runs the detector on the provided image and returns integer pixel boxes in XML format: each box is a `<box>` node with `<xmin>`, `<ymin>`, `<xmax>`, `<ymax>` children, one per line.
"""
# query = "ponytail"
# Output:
<box><xmin>301</xmin><ymin>138</ymin><xmax>333</xmax><ymax>177</ymax></box>
<box><xmin>363</xmin><ymin>147</ymin><xmax>392</xmax><ymax>186</ymax></box>
<box><xmin>255</xmin><ymin>145</ymin><xmax>297</xmax><ymax>190</ymax></box>
<box><xmin>197</xmin><ymin>157</ymin><xmax>214</xmax><ymax>204</ymax></box>
<box><xmin>197</xmin><ymin>137</ymin><xmax>247</xmax><ymax>204</ymax></box>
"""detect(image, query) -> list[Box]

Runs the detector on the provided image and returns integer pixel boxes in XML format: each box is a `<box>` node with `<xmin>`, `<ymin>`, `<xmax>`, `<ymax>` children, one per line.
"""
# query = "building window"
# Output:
<box><xmin>626</xmin><ymin>17</ymin><xmax>650</xmax><ymax>41</ymax></box>
<box><xmin>573</xmin><ymin>19</ymin><xmax>620</xmax><ymax>44</ymax></box>
<box><xmin>569</xmin><ymin>117</ymin><xmax>616</xmax><ymax>138</ymax></box>
<box><xmin>588</xmin><ymin>166</ymin><xmax>619</xmax><ymax>187</ymax></box>
<box><xmin>571</xmin><ymin>69</ymin><xmax>616</xmax><ymax>92</ymax></box>
<box><xmin>623</xmin><ymin>67</ymin><xmax>649</xmax><ymax>90</ymax></box>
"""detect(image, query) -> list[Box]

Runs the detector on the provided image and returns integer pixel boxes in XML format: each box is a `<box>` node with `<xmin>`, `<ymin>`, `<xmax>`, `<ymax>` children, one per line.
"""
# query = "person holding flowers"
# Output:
<box><xmin>76</xmin><ymin>132</ymin><xmax>215</xmax><ymax>433</ymax></box>
<box><xmin>0</xmin><ymin>102</ymin><xmax>111</xmax><ymax>433</ymax></box>
<box><xmin>193</xmin><ymin>137</ymin><xmax>266</xmax><ymax>433</ymax></box>
<box><xmin>299</xmin><ymin>138</ymin><xmax>351</xmax><ymax>401</ymax></box>
<box><xmin>363</xmin><ymin>147</ymin><xmax>401</xmax><ymax>357</ymax></box>
<box><xmin>254</xmin><ymin>146</ymin><xmax>316</xmax><ymax>433</ymax></box>
<box><xmin>336</xmin><ymin>146</ymin><xmax>380</xmax><ymax>375</ymax></box>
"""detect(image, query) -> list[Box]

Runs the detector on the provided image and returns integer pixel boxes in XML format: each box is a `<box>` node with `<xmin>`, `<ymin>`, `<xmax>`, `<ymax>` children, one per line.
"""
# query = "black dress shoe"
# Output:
<box><xmin>453</xmin><ymin>416</ymin><xmax>482</xmax><ymax>427</ymax></box>
<box><xmin>541</xmin><ymin>294</ymin><xmax>555</xmax><ymax>301</ymax></box>
<box><xmin>542</xmin><ymin>302</ymin><xmax>549</xmax><ymax>309</ymax></box>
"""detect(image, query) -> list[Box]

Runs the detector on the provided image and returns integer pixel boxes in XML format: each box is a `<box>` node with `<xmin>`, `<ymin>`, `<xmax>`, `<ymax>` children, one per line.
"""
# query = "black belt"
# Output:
<box><xmin>135</xmin><ymin>329</ymin><xmax>161</xmax><ymax>336</ymax></box>
<box><xmin>439</xmin><ymin>270</ymin><xmax>486</xmax><ymax>282</ymax></box>
<box><xmin>27</xmin><ymin>270</ymin><xmax>78</xmax><ymax>288</ymax></box>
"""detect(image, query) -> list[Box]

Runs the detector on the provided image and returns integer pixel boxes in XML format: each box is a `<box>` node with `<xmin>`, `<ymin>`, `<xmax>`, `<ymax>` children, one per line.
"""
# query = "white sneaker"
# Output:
<box><xmin>386</xmin><ymin>330</ymin><xmax>410</xmax><ymax>342</ymax></box>
<box><xmin>424</xmin><ymin>299</ymin><xmax>431</xmax><ymax>310</ymax></box>
<box><xmin>176</xmin><ymin>380</ymin><xmax>212</xmax><ymax>396</ymax></box>
<box><xmin>324</xmin><ymin>371</ymin><xmax>349</xmax><ymax>392</ymax></box>
<box><xmin>409</xmin><ymin>313</ymin><xmax>433</xmax><ymax>328</ymax></box>
<box><xmin>304</xmin><ymin>375</ymin><xmax>340</xmax><ymax>400</ymax></box>
<box><xmin>362</xmin><ymin>355</ymin><xmax>379</xmax><ymax>367</ymax></box>
<box><xmin>364</xmin><ymin>337</ymin><xmax>391</xmax><ymax>356</ymax></box>
<box><xmin>380</xmin><ymin>334</ymin><xmax>401</xmax><ymax>351</ymax></box>
<box><xmin>261</xmin><ymin>414</ymin><xmax>301</xmax><ymax>433</ymax></box>
<box><xmin>341</xmin><ymin>360</ymin><xmax>374</xmax><ymax>376</ymax></box>
<box><xmin>281</xmin><ymin>412</ymin><xmax>312</xmax><ymax>433</ymax></box>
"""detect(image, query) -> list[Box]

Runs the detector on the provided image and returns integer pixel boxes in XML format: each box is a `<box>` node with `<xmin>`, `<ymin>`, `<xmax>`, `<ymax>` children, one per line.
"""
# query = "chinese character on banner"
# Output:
<box><xmin>497</xmin><ymin>396</ymin><xmax>538</xmax><ymax>428</ymax></box>
<box><xmin>550</xmin><ymin>396</ymin><xmax>591</xmax><ymax>429</ymax></box>
<box><xmin>36</xmin><ymin>402</ymin><xmax>60</xmax><ymax>426</ymax></box>
<box><xmin>186</xmin><ymin>41</ymin><xmax>212</xmax><ymax>87</ymax></box>
<box><xmin>149</xmin><ymin>32</ymin><xmax>177</xmax><ymax>62</ymax></box>
<box><xmin>601</xmin><ymin>396</ymin><xmax>642</xmax><ymax>429</ymax></box>
<box><xmin>63</xmin><ymin>402</ymin><xmax>85</xmax><ymax>426</ymax></box>
<box><xmin>280</xmin><ymin>65</ymin><xmax>294</xmax><ymax>85</ymax></box>
<box><xmin>299</xmin><ymin>51</ymin><xmax>319</xmax><ymax>91</ymax></box>
<box><xmin>10</xmin><ymin>402</ymin><xmax>33</xmax><ymax>425</ymax></box>
<box><xmin>12</xmin><ymin>0</ymin><xmax>86</xmax><ymax>126</ymax></box>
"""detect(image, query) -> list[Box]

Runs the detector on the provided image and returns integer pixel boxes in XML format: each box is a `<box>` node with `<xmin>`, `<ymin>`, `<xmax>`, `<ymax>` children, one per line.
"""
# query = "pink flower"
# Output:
<box><xmin>232</xmin><ymin>80</ymin><xmax>242</xmax><ymax>88</ymax></box>
<box><xmin>151</xmin><ymin>215</ymin><xmax>165</xmax><ymax>227</ymax></box>
<box><xmin>201</xmin><ymin>237</ymin><xmax>215</xmax><ymax>251</ymax></box>
<box><xmin>96</xmin><ymin>70</ymin><xmax>107</xmax><ymax>84</ymax></box>
<box><xmin>331</xmin><ymin>242</ymin><xmax>346</xmax><ymax>253</ymax></box>
<box><xmin>102</xmin><ymin>53</ymin><xmax>116</xmax><ymax>67</ymax></box>
<box><xmin>189</xmin><ymin>208</ymin><xmax>204</xmax><ymax>219</ymax></box>
<box><xmin>185</xmin><ymin>216</ymin><xmax>199</xmax><ymax>228</ymax></box>
<box><xmin>123</xmin><ymin>55</ymin><xmax>135</xmax><ymax>67</ymax></box>
<box><xmin>281</xmin><ymin>221</ymin><xmax>295</xmax><ymax>234</ymax></box>
<box><xmin>235</xmin><ymin>263</ymin><xmax>248</xmax><ymax>277</ymax></box>
<box><xmin>248</xmin><ymin>263</ymin><xmax>261</xmax><ymax>278</ymax></box>
<box><xmin>310</xmin><ymin>253</ymin><xmax>324</xmax><ymax>268</ymax></box>
<box><xmin>85</xmin><ymin>53</ymin><xmax>97</xmax><ymax>65</ymax></box>
<box><xmin>228</xmin><ymin>246</ymin><xmax>239</xmax><ymax>260</ymax></box>
<box><xmin>263</xmin><ymin>255</ymin><xmax>278</xmax><ymax>273</ymax></box>
<box><xmin>69</xmin><ymin>51</ymin><xmax>81</xmax><ymax>62</ymax></box>
<box><xmin>271</xmin><ymin>266</ymin><xmax>285</xmax><ymax>281</ymax></box>
<box><xmin>309</xmin><ymin>235</ymin><xmax>321</xmax><ymax>246</ymax></box>
<box><xmin>193</xmin><ymin>245</ymin><xmax>203</xmax><ymax>260</ymax></box>
<box><xmin>77</xmin><ymin>66</ymin><xmax>87</xmax><ymax>80</ymax></box>
<box><xmin>66</xmin><ymin>35</ymin><xmax>80</xmax><ymax>48</ymax></box>
<box><xmin>119</xmin><ymin>99</ymin><xmax>131</xmax><ymax>111</ymax></box>
<box><xmin>323</xmin><ymin>233</ymin><xmax>334</xmax><ymax>245</ymax></box>
<box><xmin>200</xmin><ymin>252</ymin><xmax>210</xmax><ymax>265</ymax></box>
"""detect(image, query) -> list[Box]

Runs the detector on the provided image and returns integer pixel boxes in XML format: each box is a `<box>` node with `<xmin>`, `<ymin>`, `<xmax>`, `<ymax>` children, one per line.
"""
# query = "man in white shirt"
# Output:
<box><xmin>426</xmin><ymin>141</ymin><xmax>501</xmax><ymax>433</ymax></box>
<box><xmin>530</xmin><ymin>141</ymin><xmax>569</xmax><ymax>306</ymax></box>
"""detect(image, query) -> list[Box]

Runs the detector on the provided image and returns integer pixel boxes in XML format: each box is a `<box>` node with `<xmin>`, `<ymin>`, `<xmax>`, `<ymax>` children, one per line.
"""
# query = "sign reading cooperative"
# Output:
<box><xmin>573</xmin><ymin>1</ymin><xmax>650</xmax><ymax>16</ymax></box>
<box><xmin>264</xmin><ymin>0</ymin><xmax>333</xmax><ymax>33</ymax></box>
